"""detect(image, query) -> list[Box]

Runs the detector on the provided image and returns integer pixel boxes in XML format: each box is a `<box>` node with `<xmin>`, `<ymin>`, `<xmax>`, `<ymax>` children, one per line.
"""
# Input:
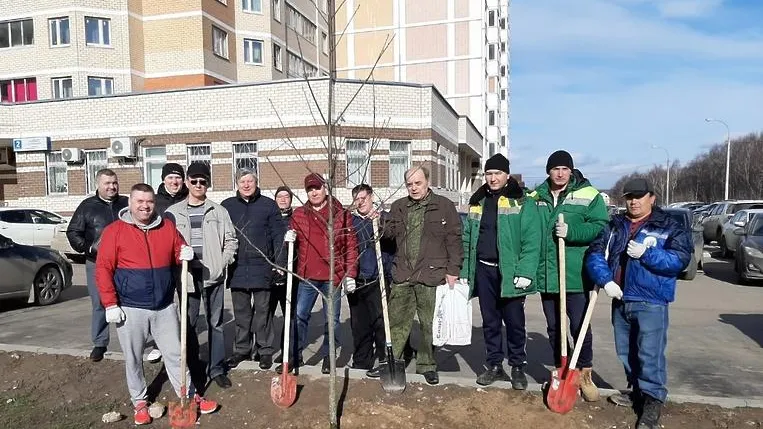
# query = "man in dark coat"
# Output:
<box><xmin>221</xmin><ymin>168</ymin><xmax>285</xmax><ymax>370</ymax></box>
<box><xmin>155</xmin><ymin>163</ymin><xmax>189</xmax><ymax>215</ymax></box>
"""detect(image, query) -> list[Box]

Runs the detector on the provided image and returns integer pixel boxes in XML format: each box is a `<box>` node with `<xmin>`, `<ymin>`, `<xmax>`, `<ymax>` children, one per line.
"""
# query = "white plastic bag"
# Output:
<box><xmin>432</xmin><ymin>280</ymin><xmax>472</xmax><ymax>346</ymax></box>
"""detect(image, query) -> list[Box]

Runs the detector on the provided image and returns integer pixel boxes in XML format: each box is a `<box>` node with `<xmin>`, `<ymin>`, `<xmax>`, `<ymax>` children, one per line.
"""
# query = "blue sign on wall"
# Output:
<box><xmin>12</xmin><ymin>137</ymin><xmax>51</xmax><ymax>152</ymax></box>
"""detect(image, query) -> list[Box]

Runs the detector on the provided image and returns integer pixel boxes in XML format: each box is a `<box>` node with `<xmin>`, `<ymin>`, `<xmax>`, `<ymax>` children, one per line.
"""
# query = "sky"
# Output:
<box><xmin>508</xmin><ymin>0</ymin><xmax>763</xmax><ymax>190</ymax></box>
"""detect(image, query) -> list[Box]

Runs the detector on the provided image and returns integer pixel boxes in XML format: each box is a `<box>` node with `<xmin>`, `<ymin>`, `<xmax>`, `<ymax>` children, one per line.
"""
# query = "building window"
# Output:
<box><xmin>488</xmin><ymin>44</ymin><xmax>496</xmax><ymax>60</ymax></box>
<box><xmin>500</xmin><ymin>65</ymin><xmax>506</xmax><ymax>77</ymax></box>
<box><xmin>288</xmin><ymin>52</ymin><xmax>317</xmax><ymax>77</ymax></box>
<box><xmin>46</xmin><ymin>152</ymin><xmax>68</xmax><ymax>194</ymax></box>
<box><xmin>85</xmin><ymin>150</ymin><xmax>108</xmax><ymax>194</ymax></box>
<box><xmin>488</xmin><ymin>10</ymin><xmax>496</xmax><ymax>27</ymax></box>
<box><xmin>232</xmin><ymin>142</ymin><xmax>258</xmax><ymax>185</ymax></box>
<box><xmin>287</xmin><ymin>5</ymin><xmax>316</xmax><ymax>44</ymax></box>
<box><xmin>389</xmin><ymin>140</ymin><xmax>410</xmax><ymax>187</ymax></box>
<box><xmin>273</xmin><ymin>0</ymin><xmax>282</xmax><ymax>21</ymax></box>
<box><xmin>0</xmin><ymin>78</ymin><xmax>37</xmax><ymax>103</ymax></box>
<box><xmin>52</xmin><ymin>77</ymin><xmax>73</xmax><ymax>99</ymax></box>
<box><xmin>143</xmin><ymin>147</ymin><xmax>167</xmax><ymax>190</ymax></box>
<box><xmin>346</xmin><ymin>139</ymin><xmax>369</xmax><ymax>187</ymax></box>
<box><xmin>243</xmin><ymin>38</ymin><xmax>263</xmax><ymax>64</ymax></box>
<box><xmin>500</xmin><ymin>88</ymin><xmax>506</xmax><ymax>100</ymax></box>
<box><xmin>0</xmin><ymin>18</ymin><xmax>34</xmax><ymax>48</ymax></box>
<box><xmin>49</xmin><ymin>17</ymin><xmax>70</xmax><ymax>46</ymax></box>
<box><xmin>500</xmin><ymin>135</ymin><xmax>506</xmax><ymax>147</ymax></box>
<box><xmin>243</xmin><ymin>0</ymin><xmax>262</xmax><ymax>13</ymax></box>
<box><xmin>488</xmin><ymin>110</ymin><xmax>496</xmax><ymax>126</ymax></box>
<box><xmin>489</xmin><ymin>143</ymin><xmax>496</xmax><ymax>157</ymax></box>
<box><xmin>187</xmin><ymin>144</ymin><xmax>212</xmax><ymax>175</ymax></box>
<box><xmin>87</xmin><ymin>76</ymin><xmax>113</xmax><ymax>96</ymax></box>
<box><xmin>273</xmin><ymin>43</ymin><xmax>282</xmax><ymax>71</ymax></box>
<box><xmin>321</xmin><ymin>32</ymin><xmax>328</xmax><ymax>54</ymax></box>
<box><xmin>499</xmin><ymin>17</ymin><xmax>506</xmax><ymax>30</ymax></box>
<box><xmin>212</xmin><ymin>25</ymin><xmax>229</xmax><ymax>58</ymax></box>
<box><xmin>85</xmin><ymin>17</ymin><xmax>110</xmax><ymax>46</ymax></box>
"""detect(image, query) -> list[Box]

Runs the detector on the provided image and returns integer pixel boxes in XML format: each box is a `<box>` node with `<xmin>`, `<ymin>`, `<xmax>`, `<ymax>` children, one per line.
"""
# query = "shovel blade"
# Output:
<box><xmin>545</xmin><ymin>369</ymin><xmax>581</xmax><ymax>414</ymax></box>
<box><xmin>168</xmin><ymin>400</ymin><xmax>198</xmax><ymax>429</ymax></box>
<box><xmin>270</xmin><ymin>367</ymin><xmax>297</xmax><ymax>409</ymax></box>
<box><xmin>379</xmin><ymin>360</ymin><xmax>406</xmax><ymax>394</ymax></box>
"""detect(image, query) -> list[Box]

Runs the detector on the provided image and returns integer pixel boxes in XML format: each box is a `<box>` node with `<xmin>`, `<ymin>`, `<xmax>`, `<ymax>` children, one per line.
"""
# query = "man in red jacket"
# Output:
<box><xmin>96</xmin><ymin>183</ymin><xmax>219</xmax><ymax>425</ymax></box>
<box><xmin>278</xmin><ymin>173</ymin><xmax>358</xmax><ymax>375</ymax></box>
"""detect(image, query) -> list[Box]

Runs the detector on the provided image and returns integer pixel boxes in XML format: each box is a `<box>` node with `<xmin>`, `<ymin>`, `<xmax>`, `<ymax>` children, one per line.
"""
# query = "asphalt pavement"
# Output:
<box><xmin>1</xmin><ymin>246</ymin><xmax>761</xmax><ymax>401</ymax></box>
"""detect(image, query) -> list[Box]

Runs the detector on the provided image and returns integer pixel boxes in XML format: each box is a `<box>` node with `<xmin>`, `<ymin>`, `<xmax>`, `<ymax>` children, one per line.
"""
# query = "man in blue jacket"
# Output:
<box><xmin>585</xmin><ymin>178</ymin><xmax>692</xmax><ymax>429</ymax></box>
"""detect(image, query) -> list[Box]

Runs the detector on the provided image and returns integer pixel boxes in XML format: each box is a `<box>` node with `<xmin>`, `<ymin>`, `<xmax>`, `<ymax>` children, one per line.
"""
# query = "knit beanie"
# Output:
<box><xmin>161</xmin><ymin>163</ymin><xmax>185</xmax><ymax>180</ymax></box>
<box><xmin>545</xmin><ymin>150</ymin><xmax>574</xmax><ymax>173</ymax></box>
<box><xmin>484</xmin><ymin>153</ymin><xmax>510</xmax><ymax>174</ymax></box>
<box><xmin>275</xmin><ymin>185</ymin><xmax>293</xmax><ymax>198</ymax></box>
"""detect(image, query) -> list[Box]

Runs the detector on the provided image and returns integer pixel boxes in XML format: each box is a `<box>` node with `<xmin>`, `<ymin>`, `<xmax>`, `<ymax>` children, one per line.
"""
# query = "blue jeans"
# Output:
<box><xmin>86</xmin><ymin>261</ymin><xmax>109</xmax><ymax>348</ymax></box>
<box><xmin>612</xmin><ymin>300</ymin><xmax>669</xmax><ymax>402</ymax></box>
<box><xmin>295</xmin><ymin>280</ymin><xmax>341</xmax><ymax>359</ymax></box>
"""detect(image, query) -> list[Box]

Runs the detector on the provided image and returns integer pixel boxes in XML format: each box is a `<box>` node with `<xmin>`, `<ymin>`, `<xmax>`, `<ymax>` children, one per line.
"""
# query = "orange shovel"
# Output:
<box><xmin>271</xmin><ymin>241</ymin><xmax>297</xmax><ymax>408</ymax></box>
<box><xmin>169</xmin><ymin>260</ymin><xmax>199</xmax><ymax>428</ymax></box>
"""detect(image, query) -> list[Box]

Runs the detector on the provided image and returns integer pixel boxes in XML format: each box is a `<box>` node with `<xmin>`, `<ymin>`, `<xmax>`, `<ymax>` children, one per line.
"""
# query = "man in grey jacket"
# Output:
<box><xmin>165</xmin><ymin>162</ymin><xmax>238</xmax><ymax>390</ymax></box>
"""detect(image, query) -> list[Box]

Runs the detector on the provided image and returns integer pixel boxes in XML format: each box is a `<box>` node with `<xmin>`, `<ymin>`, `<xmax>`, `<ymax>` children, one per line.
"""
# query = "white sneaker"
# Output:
<box><xmin>146</xmin><ymin>348</ymin><xmax>162</xmax><ymax>363</ymax></box>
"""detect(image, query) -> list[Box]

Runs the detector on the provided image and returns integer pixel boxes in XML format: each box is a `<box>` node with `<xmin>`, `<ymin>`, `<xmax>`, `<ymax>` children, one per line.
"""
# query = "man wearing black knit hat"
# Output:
<box><xmin>529</xmin><ymin>150</ymin><xmax>609</xmax><ymax>402</ymax></box>
<box><xmin>155</xmin><ymin>163</ymin><xmax>189</xmax><ymax>215</ymax></box>
<box><xmin>460</xmin><ymin>153</ymin><xmax>541</xmax><ymax>388</ymax></box>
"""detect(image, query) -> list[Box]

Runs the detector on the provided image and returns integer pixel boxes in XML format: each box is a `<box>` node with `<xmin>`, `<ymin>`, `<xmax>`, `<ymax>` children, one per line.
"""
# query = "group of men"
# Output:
<box><xmin>67</xmin><ymin>148</ymin><xmax>691</xmax><ymax>429</ymax></box>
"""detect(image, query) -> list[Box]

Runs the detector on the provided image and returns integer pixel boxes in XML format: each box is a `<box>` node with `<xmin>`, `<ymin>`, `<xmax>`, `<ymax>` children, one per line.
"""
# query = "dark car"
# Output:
<box><xmin>663</xmin><ymin>208</ymin><xmax>703</xmax><ymax>280</ymax></box>
<box><xmin>733</xmin><ymin>213</ymin><xmax>763</xmax><ymax>285</ymax></box>
<box><xmin>0</xmin><ymin>233</ymin><xmax>73</xmax><ymax>306</ymax></box>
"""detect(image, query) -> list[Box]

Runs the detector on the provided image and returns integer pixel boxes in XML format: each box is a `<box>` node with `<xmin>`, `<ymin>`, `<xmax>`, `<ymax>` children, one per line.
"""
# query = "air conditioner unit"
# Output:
<box><xmin>61</xmin><ymin>147</ymin><xmax>84</xmax><ymax>163</ymax></box>
<box><xmin>0</xmin><ymin>148</ymin><xmax>8</xmax><ymax>165</ymax></box>
<box><xmin>108</xmin><ymin>137</ymin><xmax>136</xmax><ymax>158</ymax></box>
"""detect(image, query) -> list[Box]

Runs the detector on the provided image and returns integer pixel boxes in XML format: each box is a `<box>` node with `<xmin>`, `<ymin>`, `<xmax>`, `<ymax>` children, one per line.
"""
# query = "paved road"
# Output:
<box><xmin>1</xmin><ymin>246</ymin><xmax>761</xmax><ymax>400</ymax></box>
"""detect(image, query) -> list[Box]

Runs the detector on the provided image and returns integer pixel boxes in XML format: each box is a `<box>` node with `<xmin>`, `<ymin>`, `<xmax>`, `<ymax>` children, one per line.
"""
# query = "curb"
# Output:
<box><xmin>2</xmin><ymin>343</ymin><xmax>761</xmax><ymax>409</ymax></box>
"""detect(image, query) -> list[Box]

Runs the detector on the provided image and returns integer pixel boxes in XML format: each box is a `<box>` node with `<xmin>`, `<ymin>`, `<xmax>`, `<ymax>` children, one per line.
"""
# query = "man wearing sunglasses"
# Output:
<box><xmin>165</xmin><ymin>162</ymin><xmax>238</xmax><ymax>391</ymax></box>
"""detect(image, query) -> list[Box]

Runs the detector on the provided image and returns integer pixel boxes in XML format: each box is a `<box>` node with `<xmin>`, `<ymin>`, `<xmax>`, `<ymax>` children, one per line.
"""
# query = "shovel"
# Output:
<box><xmin>169</xmin><ymin>260</ymin><xmax>199</xmax><ymax>428</ymax></box>
<box><xmin>271</xmin><ymin>241</ymin><xmax>298</xmax><ymax>408</ymax></box>
<box><xmin>545</xmin><ymin>213</ymin><xmax>571</xmax><ymax>410</ymax></box>
<box><xmin>373</xmin><ymin>217</ymin><xmax>406</xmax><ymax>393</ymax></box>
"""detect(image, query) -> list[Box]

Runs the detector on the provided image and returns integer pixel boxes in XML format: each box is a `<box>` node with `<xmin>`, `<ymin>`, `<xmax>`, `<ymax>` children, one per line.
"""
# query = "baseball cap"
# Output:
<box><xmin>622</xmin><ymin>178</ymin><xmax>653</xmax><ymax>198</ymax></box>
<box><xmin>304</xmin><ymin>173</ymin><xmax>325</xmax><ymax>190</ymax></box>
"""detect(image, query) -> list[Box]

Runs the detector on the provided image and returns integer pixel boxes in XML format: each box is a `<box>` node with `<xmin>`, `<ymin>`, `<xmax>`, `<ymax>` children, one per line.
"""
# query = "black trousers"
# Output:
<box><xmin>347</xmin><ymin>278</ymin><xmax>386</xmax><ymax>369</ymax></box>
<box><xmin>231</xmin><ymin>288</ymin><xmax>274</xmax><ymax>358</ymax></box>
<box><xmin>541</xmin><ymin>292</ymin><xmax>594</xmax><ymax>368</ymax></box>
<box><xmin>269</xmin><ymin>276</ymin><xmax>298</xmax><ymax>364</ymax></box>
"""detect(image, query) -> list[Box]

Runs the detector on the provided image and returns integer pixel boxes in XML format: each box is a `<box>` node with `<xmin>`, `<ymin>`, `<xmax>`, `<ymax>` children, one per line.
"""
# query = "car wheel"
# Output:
<box><xmin>719</xmin><ymin>238</ymin><xmax>730</xmax><ymax>259</ymax></box>
<box><xmin>682</xmin><ymin>254</ymin><xmax>697</xmax><ymax>280</ymax></box>
<box><xmin>35</xmin><ymin>265</ymin><xmax>63</xmax><ymax>306</ymax></box>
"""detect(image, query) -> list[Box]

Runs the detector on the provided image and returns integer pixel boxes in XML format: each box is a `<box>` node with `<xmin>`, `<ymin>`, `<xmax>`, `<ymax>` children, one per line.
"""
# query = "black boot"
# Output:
<box><xmin>636</xmin><ymin>394</ymin><xmax>663</xmax><ymax>429</ymax></box>
<box><xmin>510</xmin><ymin>365</ymin><xmax>528</xmax><ymax>390</ymax></box>
<box><xmin>476</xmin><ymin>365</ymin><xmax>510</xmax><ymax>386</ymax></box>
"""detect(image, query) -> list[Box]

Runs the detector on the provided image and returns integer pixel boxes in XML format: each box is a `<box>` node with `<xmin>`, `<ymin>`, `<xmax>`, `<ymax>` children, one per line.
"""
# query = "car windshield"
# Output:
<box><xmin>731</xmin><ymin>203</ymin><xmax>763</xmax><ymax>214</ymax></box>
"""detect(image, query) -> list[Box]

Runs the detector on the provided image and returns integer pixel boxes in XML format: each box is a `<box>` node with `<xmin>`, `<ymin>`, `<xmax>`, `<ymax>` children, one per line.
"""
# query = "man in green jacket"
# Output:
<box><xmin>461</xmin><ymin>154</ymin><xmax>541</xmax><ymax>389</ymax></box>
<box><xmin>531</xmin><ymin>150</ymin><xmax>608</xmax><ymax>402</ymax></box>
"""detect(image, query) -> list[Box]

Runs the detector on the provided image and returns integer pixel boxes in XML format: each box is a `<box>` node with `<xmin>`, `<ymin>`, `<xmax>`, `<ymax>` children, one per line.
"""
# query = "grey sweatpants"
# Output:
<box><xmin>116</xmin><ymin>304</ymin><xmax>194</xmax><ymax>405</ymax></box>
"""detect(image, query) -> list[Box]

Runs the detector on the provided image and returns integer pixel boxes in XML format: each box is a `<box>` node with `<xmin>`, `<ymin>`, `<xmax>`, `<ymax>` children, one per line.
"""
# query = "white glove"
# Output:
<box><xmin>284</xmin><ymin>229</ymin><xmax>297</xmax><ymax>243</ymax></box>
<box><xmin>627</xmin><ymin>240</ymin><xmax>648</xmax><ymax>259</ymax></box>
<box><xmin>555</xmin><ymin>220</ymin><xmax>568</xmax><ymax>238</ymax></box>
<box><xmin>343</xmin><ymin>277</ymin><xmax>357</xmax><ymax>294</ymax></box>
<box><xmin>105</xmin><ymin>306</ymin><xmax>126</xmax><ymax>324</ymax></box>
<box><xmin>179</xmin><ymin>245</ymin><xmax>194</xmax><ymax>261</ymax></box>
<box><xmin>513</xmin><ymin>277</ymin><xmax>532</xmax><ymax>290</ymax></box>
<box><xmin>603</xmin><ymin>281</ymin><xmax>623</xmax><ymax>300</ymax></box>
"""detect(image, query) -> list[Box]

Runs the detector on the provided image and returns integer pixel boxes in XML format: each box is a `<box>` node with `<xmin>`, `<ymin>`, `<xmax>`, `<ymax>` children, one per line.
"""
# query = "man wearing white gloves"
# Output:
<box><xmin>96</xmin><ymin>183</ymin><xmax>219</xmax><ymax>425</ymax></box>
<box><xmin>460</xmin><ymin>154</ymin><xmax>541</xmax><ymax>388</ymax></box>
<box><xmin>585</xmin><ymin>178</ymin><xmax>692</xmax><ymax>429</ymax></box>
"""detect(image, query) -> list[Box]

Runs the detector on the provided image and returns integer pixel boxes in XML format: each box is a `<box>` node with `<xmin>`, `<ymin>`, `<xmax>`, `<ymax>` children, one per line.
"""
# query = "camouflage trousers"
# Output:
<box><xmin>388</xmin><ymin>281</ymin><xmax>437</xmax><ymax>373</ymax></box>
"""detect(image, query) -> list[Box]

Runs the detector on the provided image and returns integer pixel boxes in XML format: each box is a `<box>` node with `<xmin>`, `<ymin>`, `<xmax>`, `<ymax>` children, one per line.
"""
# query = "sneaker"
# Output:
<box><xmin>580</xmin><ymin>368</ymin><xmax>600</xmax><ymax>402</ymax></box>
<box><xmin>510</xmin><ymin>365</ymin><xmax>528</xmax><ymax>390</ymax></box>
<box><xmin>213</xmin><ymin>374</ymin><xmax>232</xmax><ymax>389</ymax></box>
<box><xmin>321</xmin><ymin>357</ymin><xmax>331</xmax><ymax>374</ymax></box>
<box><xmin>259</xmin><ymin>355</ymin><xmax>273</xmax><ymax>370</ymax></box>
<box><xmin>476</xmin><ymin>365</ymin><xmax>510</xmax><ymax>386</ymax></box>
<box><xmin>366</xmin><ymin>363</ymin><xmax>384</xmax><ymax>378</ymax></box>
<box><xmin>90</xmin><ymin>346</ymin><xmax>107</xmax><ymax>362</ymax></box>
<box><xmin>194</xmin><ymin>394</ymin><xmax>219</xmax><ymax>415</ymax></box>
<box><xmin>134</xmin><ymin>400</ymin><xmax>152</xmax><ymax>425</ymax></box>
<box><xmin>608</xmin><ymin>391</ymin><xmax>635</xmax><ymax>407</ymax></box>
<box><xmin>422</xmin><ymin>371</ymin><xmax>439</xmax><ymax>386</ymax></box>
<box><xmin>146</xmin><ymin>348</ymin><xmax>162</xmax><ymax>363</ymax></box>
<box><xmin>636</xmin><ymin>395</ymin><xmax>663</xmax><ymax>429</ymax></box>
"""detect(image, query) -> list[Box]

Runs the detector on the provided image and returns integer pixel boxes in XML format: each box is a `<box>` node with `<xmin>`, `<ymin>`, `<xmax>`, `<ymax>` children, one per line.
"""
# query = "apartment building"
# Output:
<box><xmin>334</xmin><ymin>0</ymin><xmax>510</xmax><ymax>158</ymax></box>
<box><xmin>0</xmin><ymin>0</ymin><xmax>330</xmax><ymax>100</ymax></box>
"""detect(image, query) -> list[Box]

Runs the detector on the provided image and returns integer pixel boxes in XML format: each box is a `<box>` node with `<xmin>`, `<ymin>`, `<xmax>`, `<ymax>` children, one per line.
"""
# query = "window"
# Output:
<box><xmin>187</xmin><ymin>144</ymin><xmax>212</xmax><ymax>174</ymax></box>
<box><xmin>488</xmin><ymin>110</ymin><xmax>496</xmax><ymax>126</ymax></box>
<box><xmin>212</xmin><ymin>25</ymin><xmax>228</xmax><ymax>58</ymax></box>
<box><xmin>85</xmin><ymin>150</ymin><xmax>108</xmax><ymax>194</ymax></box>
<box><xmin>500</xmin><ymin>88</ymin><xmax>506</xmax><ymax>100</ymax></box>
<box><xmin>287</xmin><ymin>5</ymin><xmax>316</xmax><ymax>44</ymax></box>
<box><xmin>243</xmin><ymin>38</ymin><xmax>263</xmax><ymax>64</ymax></box>
<box><xmin>489</xmin><ymin>143</ymin><xmax>496</xmax><ymax>156</ymax></box>
<box><xmin>0</xmin><ymin>78</ymin><xmax>37</xmax><ymax>103</ymax></box>
<box><xmin>273</xmin><ymin>0</ymin><xmax>282</xmax><ymax>21</ymax></box>
<box><xmin>87</xmin><ymin>76</ymin><xmax>113</xmax><ymax>96</ymax></box>
<box><xmin>49</xmin><ymin>17</ymin><xmax>70</xmax><ymax>46</ymax></box>
<box><xmin>273</xmin><ymin>43</ymin><xmax>282</xmax><ymax>71</ymax></box>
<box><xmin>0</xmin><ymin>210</ymin><xmax>29</xmax><ymax>224</ymax></box>
<box><xmin>389</xmin><ymin>141</ymin><xmax>410</xmax><ymax>187</ymax></box>
<box><xmin>0</xmin><ymin>19</ymin><xmax>34</xmax><ymax>48</ymax></box>
<box><xmin>499</xmin><ymin>17</ymin><xmax>506</xmax><ymax>29</ymax></box>
<box><xmin>143</xmin><ymin>147</ymin><xmax>167</xmax><ymax>190</ymax></box>
<box><xmin>488</xmin><ymin>10</ymin><xmax>496</xmax><ymax>27</ymax></box>
<box><xmin>243</xmin><ymin>0</ymin><xmax>262</xmax><ymax>13</ymax></box>
<box><xmin>346</xmin><ymin>139</ymin><xmax>369</xmax><ymax>187</ymax></box>
<box><xmin>46</xmin><ymin>152</ymin><xmax>68</xmax><ymax>194</ymax></box>
<box><xmin>232</xmin><ymin>142</ymin><xmax>258</xmax><ymax>185</ymax></box>
<box><xmin>288</xmin><ymin>52</ymin><xmax>317</xmax><ymax>77</ymax></box>
<box><xmin>321</xmin><ymin>32</ymin><xmax>328</xmax><ymax>54</ymax></box>
<box><xmin>488</xmin><ymin>44</ymin><xmax>496</xmax><ymax>60</ymax></box>
<box><xmin>500</xmin><ymin>65</ymin><xmax>506</xmax><ymax>77</ymax></box>
<box><xmin>85</xmin><ymin>17</ymin><xmax>110</xmax><ymax>46</ymax></box>
<box><xmin>52</xmin><ymin>77</ymin><xmax>73</xmax><ymax>99</ymax></box>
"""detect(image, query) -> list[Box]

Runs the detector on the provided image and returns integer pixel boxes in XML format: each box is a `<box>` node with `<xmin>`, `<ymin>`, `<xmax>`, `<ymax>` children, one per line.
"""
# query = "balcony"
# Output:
<box><xmin>487</xmin><ymin>27</ymin><xmax>499</xmax><ymax>43</ymax></box>
<box><xmin>486</xmin><ymin>0</ymin><xmax>499</xmax><ymax>8</ymax></box>
<box><xmin>486</xmin><ymin>92</ymin><xmax>499</xmax><ymax>109</ymax></box>
<box><xmin>486</xmin><ymin>59</ymin><xmax>499</xmax><ymax>76</ymax></box>
<box><xmin>486</xmin><ymin>126</ymin><xmax>499</xmax><ymax>142</ymax></box>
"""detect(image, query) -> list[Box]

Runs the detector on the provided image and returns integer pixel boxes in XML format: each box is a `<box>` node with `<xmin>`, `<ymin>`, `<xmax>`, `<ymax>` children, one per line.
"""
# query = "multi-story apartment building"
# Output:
<box><xmin>334</xmin><ymin>0</ymin><xmax>510</xmax><ymax>158</ymax></box>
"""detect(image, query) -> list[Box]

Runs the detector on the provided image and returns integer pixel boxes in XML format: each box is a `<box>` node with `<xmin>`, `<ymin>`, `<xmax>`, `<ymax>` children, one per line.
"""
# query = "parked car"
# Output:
<box><xmin>702</xmin><ymin>200</ymin><xmax>763</xmax><ymax>244</ymax></box>
<box><xmin>669</xmin><ymin>201</ymin><xmax>705</xmax><ymax>211</ymax></box>
<box><xmin>0</xmin><ymin>208</ymin><xmax>70</xmax><ymax>248</ymax></box>
<box><xmin>718</xmin><ymin>209</ymin><xmax>763</xmax><ymax>258</ymax></box>
<box><xmin>0</xmin><ymin>233</ymin><xmax>73</xmax><ymax>306</ymax></box>
<box><xmin>663</xmin><ymin>208</ymin><xmax>703</xmax><ymax>280</ymax></box>
<box><xmin>733</xmin><ymin>213</ymin><xmax>763</xmax><ymax>285</ymax></box>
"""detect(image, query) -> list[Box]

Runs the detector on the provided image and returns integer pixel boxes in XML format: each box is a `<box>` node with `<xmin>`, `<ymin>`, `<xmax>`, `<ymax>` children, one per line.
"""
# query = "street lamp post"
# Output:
<box><xmin>705</xmin><ymin>118</ymin><xmax>731</xmax><ymax>200</ymax></box>
<box><xmin>651</xmin><ymin>145</ymin><xmax>670</xmax><ymax>205</ymax></box>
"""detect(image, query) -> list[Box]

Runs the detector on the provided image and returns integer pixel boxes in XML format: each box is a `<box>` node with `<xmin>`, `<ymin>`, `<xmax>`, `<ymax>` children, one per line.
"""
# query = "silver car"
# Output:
<box><xmin>0</xmin><ymin>233</ymin><xmax>73</xmax><ymax>306</ymax></box>
<box><xmin>702</xmin><ymin>200</ymin><xmax>763</xmax><ymax>244</ymax></box>
<box><xmin>663</xmin><ymin>208</ymin><xmax>704</xmax><ymax>280</ymax></box>
<box><xmin>718</xmin><ymin>209</ymin><xmax>763</xmax><ymax>258</ymax></box>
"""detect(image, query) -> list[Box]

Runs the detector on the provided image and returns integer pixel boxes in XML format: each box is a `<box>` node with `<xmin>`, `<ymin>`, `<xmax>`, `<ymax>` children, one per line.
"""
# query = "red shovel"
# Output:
<box><xmin>271</xmin><ymin>241</ymin><xmax>297</xmax><ymax>408</ymax></box>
